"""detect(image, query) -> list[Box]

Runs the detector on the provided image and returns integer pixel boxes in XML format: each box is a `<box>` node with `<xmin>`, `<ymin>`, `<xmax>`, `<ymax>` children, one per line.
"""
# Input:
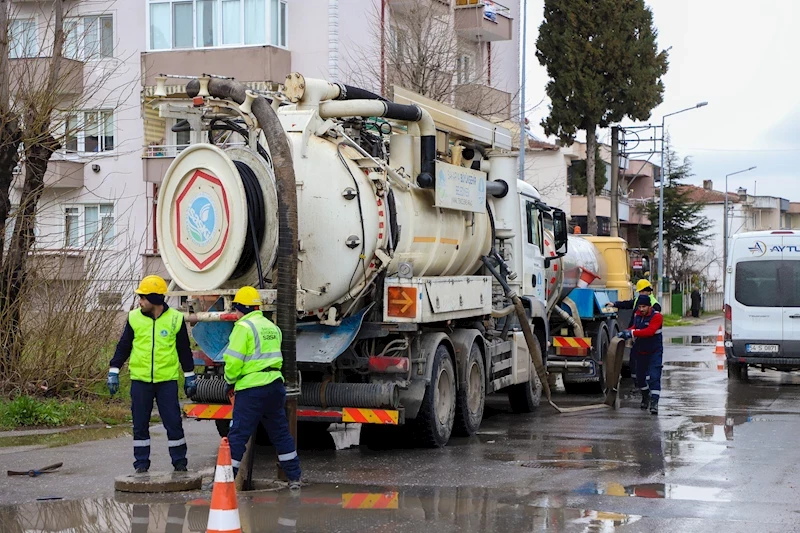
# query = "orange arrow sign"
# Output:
<box><xmin>390</xmin><ymin>290</ymin><xmax>414</xmax><ymax>313</ymax></box>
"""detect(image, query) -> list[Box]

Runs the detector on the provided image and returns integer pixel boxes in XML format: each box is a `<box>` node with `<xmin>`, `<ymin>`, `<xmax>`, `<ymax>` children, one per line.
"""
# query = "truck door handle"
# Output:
<box><xmin>790</xmin><ymin>315</ymin><xmax>800</xmax><ymax>319</ymax></box>
<box><xmin>532</xmin><ymin>275</ymin><xmax>537</xmax><ymax>288</ymax></box>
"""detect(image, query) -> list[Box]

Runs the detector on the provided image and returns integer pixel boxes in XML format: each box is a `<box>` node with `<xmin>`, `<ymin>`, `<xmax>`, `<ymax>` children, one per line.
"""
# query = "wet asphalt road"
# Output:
<box><xmin>4</xmin><ymin>317</ymin><xmax>800</xmax><ymax>532</ymax></box>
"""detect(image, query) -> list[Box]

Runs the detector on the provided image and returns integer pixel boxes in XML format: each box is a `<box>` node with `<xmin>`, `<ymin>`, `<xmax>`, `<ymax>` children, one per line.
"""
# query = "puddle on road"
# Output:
<box><xmin>0</xmin><ymin>426</ymin><xmax>131</xmax><ymax>449</ymax></box>
<box><xmin>665</xmin><ymin>361</ymin><xmax>716</xmax><ymax>369</ymax></box>
<box><xmin>0</xmin><ymin>485</ymin><xmax>642</xmax><ymax>532</ymax></box>
<box><xmin>574</xmin><ymin>481</ymin><xmax>729</xmax><ymax>502</ymax></box>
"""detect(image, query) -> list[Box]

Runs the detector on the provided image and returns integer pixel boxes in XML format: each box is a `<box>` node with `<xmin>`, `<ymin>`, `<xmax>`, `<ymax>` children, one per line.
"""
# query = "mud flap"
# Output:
<box><xmin>604</xmin><ymin>337</ymin><xmax>626</xmax><ymax>408</ymax></box>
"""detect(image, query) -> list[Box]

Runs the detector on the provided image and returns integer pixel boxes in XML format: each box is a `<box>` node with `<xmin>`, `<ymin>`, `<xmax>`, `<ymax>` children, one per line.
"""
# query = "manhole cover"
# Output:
<box><xmin>518</xmin><ymin>459</ymin><xmax>630</xmax><ymax>471</ymax></box>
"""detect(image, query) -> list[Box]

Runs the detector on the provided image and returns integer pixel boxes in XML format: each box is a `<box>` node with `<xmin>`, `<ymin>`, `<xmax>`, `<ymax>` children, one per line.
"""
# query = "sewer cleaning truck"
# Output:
<box><xmin>152</xmin><ymin>73</ymin><xmax>630</xmax><ymax>448</ymax></box>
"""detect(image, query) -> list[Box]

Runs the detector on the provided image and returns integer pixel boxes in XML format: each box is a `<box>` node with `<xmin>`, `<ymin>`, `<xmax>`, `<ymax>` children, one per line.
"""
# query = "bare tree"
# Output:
<box><xmin>0</xmin><ymin>0</ymin><xmax>136</xmax><ymax>383</ymax></box>
<box><xmin>346</xmin><ymin>0</ymin><xmax>514</xmax><ymax>120</ymax></box>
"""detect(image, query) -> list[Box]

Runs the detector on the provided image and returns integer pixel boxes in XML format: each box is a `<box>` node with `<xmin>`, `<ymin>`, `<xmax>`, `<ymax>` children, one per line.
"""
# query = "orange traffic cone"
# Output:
<box><xmin>714</xmin><ymin>326</ymin><xmax>725</xmax><ymax>355</ymax></box>
<box><xmin>206</xmin><ymin>437</ymin><xmax>241</xmax><ymax>533</ymax></box>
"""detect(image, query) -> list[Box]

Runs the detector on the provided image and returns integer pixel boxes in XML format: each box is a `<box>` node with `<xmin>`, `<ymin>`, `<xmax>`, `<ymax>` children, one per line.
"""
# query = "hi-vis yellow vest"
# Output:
<box><xmin>223</xmin><ymin>311</ymin><xmax>283</xmax><ymax>391</ymax></box>
<box><xmin>128</xmin><ymin>308</ymin><xmax>184</xmax><ymax>383</ymax></box>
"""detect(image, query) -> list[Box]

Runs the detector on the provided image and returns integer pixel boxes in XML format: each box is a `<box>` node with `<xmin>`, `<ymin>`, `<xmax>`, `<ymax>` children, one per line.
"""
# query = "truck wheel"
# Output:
<box><xmin>454</xmin><ymin>343</ymin><xmax>485</xmax><ymax>436</ymax></box>
<box><xmin>215</xmin><ymin>419</ymin><xmax>230</xmax><ymax>438</ymax></box>
<box><xmin>507</xmin><ymin>339</ymin><xmax>543</xmax><ymax>413</ymax></box>
<box><xmin>727</xmin><ymin>362</ymin><xmax>748</xmax><ymax>381</ymax></box>
<box><xmin>414</xmin><ymin>344</ymin><xmax>456</xmax><ymax>447</ymax></box>
<box><xmin>586</xmin><ymin>327</ymin><xmax>609</xmax><ymax>394</ymax></box>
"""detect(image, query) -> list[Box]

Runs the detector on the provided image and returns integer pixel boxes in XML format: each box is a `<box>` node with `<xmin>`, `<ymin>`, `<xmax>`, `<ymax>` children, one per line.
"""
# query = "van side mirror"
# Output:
<box><xmin>553</xmin><ymin>209</ymin><xmax>568</xmax><ymax>255</ymax></box>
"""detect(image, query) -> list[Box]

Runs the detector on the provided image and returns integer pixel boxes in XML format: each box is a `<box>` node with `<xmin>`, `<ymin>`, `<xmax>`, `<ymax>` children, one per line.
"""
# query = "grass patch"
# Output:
<box><xmin>0</xmin><ymin>395</ymin><xmax>134</xmax><ymax>430</ymax></box>
<box><xmin>663</xmin><ymin>314</ymin><xmax>692</xmax><ymax>327</ymax></box>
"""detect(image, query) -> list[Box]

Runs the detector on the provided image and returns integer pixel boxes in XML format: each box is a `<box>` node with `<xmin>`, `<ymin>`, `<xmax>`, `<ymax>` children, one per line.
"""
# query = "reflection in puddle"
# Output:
<box><xmin>669</xmin><ymin>336</ymin><xmax>717</xmax><ymax>345</ymax></box>
<box><xmin>0</xmin><ymin>426</ymin><xmax>131</xmax><ymax>448</ymax></box>
<box><xmin>665</xmin><ymin>361</ymin><xmax>714</xmax><ymax>369</ymax></box>
<box><xmin>0</xmin><ymin>485</ymin><xmax>642</xmax><ymax>533</ymax></box>
<box><xmin>574</xmin><ymin>481</ymin><xmax>729</xmax><ymax>502</ymax></box>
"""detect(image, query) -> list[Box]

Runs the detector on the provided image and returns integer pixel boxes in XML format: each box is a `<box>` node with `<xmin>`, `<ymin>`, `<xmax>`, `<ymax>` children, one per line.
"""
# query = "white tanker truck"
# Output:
<box><xmin>154</xmin><ymin>74</ymin><xmax>631</xmax><ymax>447</ymax></box>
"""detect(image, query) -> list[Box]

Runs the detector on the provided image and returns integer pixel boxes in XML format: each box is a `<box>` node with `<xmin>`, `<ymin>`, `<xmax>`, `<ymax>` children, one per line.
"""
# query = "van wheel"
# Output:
<box><xmin>454</xmin><ymin>342</ymin><xmax>485</xmax><ymax>436</ymax></box>
<box><xmin>727</xmin><ymin>361</ymin><xmax>748</xmax><ymax>381</ymax></box>
<box><xmin>414</xmin><ymin>344</ymin><xmax>456</xmax><ymax>447</ymax></box>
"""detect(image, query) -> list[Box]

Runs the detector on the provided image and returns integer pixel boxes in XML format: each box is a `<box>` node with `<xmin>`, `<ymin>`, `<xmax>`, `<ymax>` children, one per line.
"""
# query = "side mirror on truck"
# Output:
<box><xmin>553</xmin><ymin>209</ymin><xmax>568</xmax><ymax>255</ymax></box>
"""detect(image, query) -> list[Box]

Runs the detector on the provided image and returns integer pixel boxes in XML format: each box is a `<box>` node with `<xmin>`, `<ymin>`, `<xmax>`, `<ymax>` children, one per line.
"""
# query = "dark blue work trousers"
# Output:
<box><xmin>228</xmin><ymin>380</ymin><xmax>301</xmax><ymax>481</ymax></box>
<box><xmin>130</xmin><ymin>380</ymin><xmax>187</xmax><ymax>471</ymax></box>
<box><xmin>632</xmin><ymin>350</ymin><xmax>663</xmax><ymax>397</ymax></box>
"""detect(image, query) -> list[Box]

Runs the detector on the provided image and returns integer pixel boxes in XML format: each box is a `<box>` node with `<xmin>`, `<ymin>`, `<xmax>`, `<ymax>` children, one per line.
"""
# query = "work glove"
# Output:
<box><xmin>617</xmin><ymin>330</ymin><xmax>633</xmax><ymax>340</ymax></box>
<box><xmin>107</xmin><ymin>371</ymin><xmax>119</xmax><ymax>396</ymax></box>
<box><xmin>183</xmin><ymin>374</ymin><xmax>197</xmax><ymax>398</ymax></box>
<box><xmin>224</xmin><ymin>382</ymin><xmax>235</xmax><ymax>400</ymax></box>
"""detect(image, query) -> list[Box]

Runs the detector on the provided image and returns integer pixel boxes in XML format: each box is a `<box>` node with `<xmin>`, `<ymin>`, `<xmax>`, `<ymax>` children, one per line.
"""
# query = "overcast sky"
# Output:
<box><xmin>523</xmin><ymin>0</ymin><xmax>799</xmax><ymax>200</ymax></box>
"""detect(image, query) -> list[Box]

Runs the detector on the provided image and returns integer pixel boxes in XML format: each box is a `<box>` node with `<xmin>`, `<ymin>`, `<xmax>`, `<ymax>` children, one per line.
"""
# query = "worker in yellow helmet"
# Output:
<box><xmin>614</xmin><ymin>279</ymin><xmax>661</xmax><ymax>325</ymax></box>
<box><xmin>108</xmin><ymin>275</ymin><xmax>196</xmax><ymax>474</ymax></box>
<box><xmin>223</xmin><ymin>286</ymin><xmax>301</xmax><ymax>490</ymax></box>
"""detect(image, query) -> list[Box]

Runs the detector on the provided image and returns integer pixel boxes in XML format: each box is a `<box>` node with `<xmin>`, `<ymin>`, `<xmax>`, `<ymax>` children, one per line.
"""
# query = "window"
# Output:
<box><xmin>64</xmin><ymin>110</ymin><xmax>114</xmax><ymax>153</ymax></box>
<box><xmin>148</xmin><ymin>0</ymin><xmax>282</xmax><ymax>50</ymax></box>
<box><xmin>65</xmin><ymin>15</ymin><xmax>114</xmax><ymax>60</ymax></box>
<box><xmin>63</xmin><ymin>204</ymin><xmax>115</xmax><ymax>248</ymax></box>
<box><xmin>525</xmin><ymin>201</ymin><xmax>541</xmax><ymax>251</ymax></box>
<box><xmin>9</xmin><ymin>19</ymin><xmax>38</xmax><ymax>58</ymax></box>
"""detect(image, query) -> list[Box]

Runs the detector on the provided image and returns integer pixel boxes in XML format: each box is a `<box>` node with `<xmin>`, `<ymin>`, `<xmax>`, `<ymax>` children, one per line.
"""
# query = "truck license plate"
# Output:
<box><xmin>746</xmin><ymin>344</ymin><xmax>779</xmax><ymax>353</ymax></box>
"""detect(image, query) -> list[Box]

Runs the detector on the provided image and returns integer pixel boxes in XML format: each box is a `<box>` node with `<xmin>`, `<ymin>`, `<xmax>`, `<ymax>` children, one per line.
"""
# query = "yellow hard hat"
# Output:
<box><xmin>636</xmin><ymin>279</ymin><xmax>653</xmax><ymax>293</ymax></box>
<box><xmin>233</xmin><ymin>286</ymin><xmax>261</xmax><ymax>307</ymax></box>
<box><xmin>135</xmin><ymin>275</ymin><xmax>168</xmax><ymax>295</ymax></box>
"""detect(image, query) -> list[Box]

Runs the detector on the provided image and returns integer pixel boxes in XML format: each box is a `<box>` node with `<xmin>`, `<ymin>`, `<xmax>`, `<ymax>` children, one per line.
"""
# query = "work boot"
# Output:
<box><xmin>135</xmin><ymin>468</ymin><xmax>148</xmax><ymax>474</ymax></box>
<box><xmin>288</xmin><ymin>480</ymin><xmax>302</xmax><ymax>491</ymax></box>
<box><xmin>174</xmin><ymin>465</ymin><xmax>188</xmax><ymax>472</ymax></box>
<box><xmin>649</xmin><ymin>396</ymin><xmax>659</xmax><ymax>415</ymax></box>
<box><xmin>640</xmin><ymin>389</ymin><xmax>650</xmax><ymax>410</ymax></box>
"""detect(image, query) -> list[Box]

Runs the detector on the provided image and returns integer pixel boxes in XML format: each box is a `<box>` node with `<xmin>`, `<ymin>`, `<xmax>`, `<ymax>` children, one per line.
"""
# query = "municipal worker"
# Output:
<box><xmin>223</xmin><ymin>286</ymin><xmax>301</xmax><ymax>489</ymax></box>
<box><xmin>107</xmin><ymin>275</ymin><xmax>196</xmax><ymax>473</ymax></box>
<box><xmin>617</xmin><ymin>294</ymin><xmax>664</xmax><ymax>414</ymax></box>
<box><xmin>613</xmin><ymin>279</ymin><xmax>661</xmax><ymax>327</ymax></box>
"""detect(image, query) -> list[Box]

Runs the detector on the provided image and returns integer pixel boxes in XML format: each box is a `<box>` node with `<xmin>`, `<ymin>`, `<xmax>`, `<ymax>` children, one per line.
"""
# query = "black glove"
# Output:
<box><xmin>224</xmin><ymin>382</ymin><xmax>235</xmax><ymax>399</ymax></box>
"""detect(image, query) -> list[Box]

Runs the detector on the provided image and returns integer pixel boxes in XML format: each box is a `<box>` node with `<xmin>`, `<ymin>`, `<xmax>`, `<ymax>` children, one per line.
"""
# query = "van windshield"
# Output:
<box><xmin>735</xmin><ymin>260</ymin><xmax>800</xmax><ymax>307</ymax></box>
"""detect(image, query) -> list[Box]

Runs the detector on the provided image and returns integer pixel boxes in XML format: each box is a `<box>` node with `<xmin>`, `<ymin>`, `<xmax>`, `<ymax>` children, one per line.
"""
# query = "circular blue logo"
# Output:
<box><xmin>187</xmin><ymin>194</ymin><xmax>216</xmax><ymax>247</ymax></box>
<box><xmin>160</xmin><ymin>329</ymin><xmax>169</xmax><ymax>337</ymax></box>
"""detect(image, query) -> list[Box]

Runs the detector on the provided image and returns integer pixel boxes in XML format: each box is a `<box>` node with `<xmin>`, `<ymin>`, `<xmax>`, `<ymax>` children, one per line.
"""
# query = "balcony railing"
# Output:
<box><xmin>454</xmin><ymin>1</ymin><xmax>513</xmax><ymax>42</ymax></box>
<box><xmin>144</xmin><ymin>144</ymin><xmax>190</xmax><ymax>158</ymax></box>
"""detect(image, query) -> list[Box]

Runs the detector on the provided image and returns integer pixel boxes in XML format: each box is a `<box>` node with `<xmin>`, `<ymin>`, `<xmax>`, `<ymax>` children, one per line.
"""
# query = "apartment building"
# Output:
<box><xmin>7</xmin><ymin>0</ymin><xmax>147</xmax><ymax>308</ymax></box>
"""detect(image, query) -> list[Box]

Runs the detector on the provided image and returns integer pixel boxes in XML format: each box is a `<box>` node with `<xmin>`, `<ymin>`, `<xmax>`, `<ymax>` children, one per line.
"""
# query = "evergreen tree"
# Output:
<box><xmin>536</xmin><ymin>0</ymin><xmax>668</xmax><ymax>235</ymax></box>
<box><xmin>638</xmin><ymin>151</ymin><xmax>713</xmax><ymax>281</ymax></box>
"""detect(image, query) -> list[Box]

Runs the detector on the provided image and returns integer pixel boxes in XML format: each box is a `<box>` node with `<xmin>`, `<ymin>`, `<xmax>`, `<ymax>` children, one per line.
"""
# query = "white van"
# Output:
<box><xmin>724</xmin><ymin>230</ymin><xmax>800</xmax><ymax>380</ymax></box>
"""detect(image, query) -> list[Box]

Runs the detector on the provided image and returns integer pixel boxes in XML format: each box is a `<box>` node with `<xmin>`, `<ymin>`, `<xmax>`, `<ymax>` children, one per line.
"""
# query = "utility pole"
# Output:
<box><xmin>518</xmin><ymin>0</ymin><xmax>527</xmax><ymax>180</ymax></box>
<box><xmin>610</xmin><ymin>126</ymin><xmax>620</xmax><ymax>238</ymax></box>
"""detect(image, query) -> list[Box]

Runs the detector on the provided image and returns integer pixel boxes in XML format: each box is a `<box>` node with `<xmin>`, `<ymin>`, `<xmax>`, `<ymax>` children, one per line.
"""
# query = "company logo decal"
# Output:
<box><xmin>748</xmin><ymin>241</ymin><xmax>767</xmax><ymax>256</ymax></box>
<box><xmin>187</xmin><ymin>194</ymin><xmax>216</xmax><ymax>247</ymax></box>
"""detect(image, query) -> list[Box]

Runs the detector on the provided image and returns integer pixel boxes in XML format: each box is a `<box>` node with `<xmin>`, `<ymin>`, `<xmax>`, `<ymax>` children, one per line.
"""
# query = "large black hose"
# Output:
<box><xmin>187</xmin><ymin>78</ymin><xmax>298</xmax><ymax>392</ymax></box>
<box><xmin>336</xmin><ymin>83</ymin><xmax>389</xmax><ymax>102</ymax></box>
<box><xmin>231</xmin><ymin>161</ymin><xmax>266</xmax><ymax>283</ymax></box>
<box><xmin>301</xmin><ymin>382</ymin><xmax>399</xmax><ymax>409</ymax></box>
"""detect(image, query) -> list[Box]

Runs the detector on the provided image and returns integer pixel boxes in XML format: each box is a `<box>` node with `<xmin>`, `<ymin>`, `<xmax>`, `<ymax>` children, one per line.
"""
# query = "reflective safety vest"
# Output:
<box><xmin>632</xmin><ymin>310</ymin><xmax>663</xmax><ymax>356</ymax></box>
<box><xmin>223</xmin><ymin>311</ymin><xmax>283</xmax><ymax>391</ymax></box>
<box><xmin>128</xmin><ymin>307</ymin><xmax>184</xmax><ymax>383</ymax></box>
<box><xmin>648</xmin><ymin>294</ymin><xmax>660</xmax><ymax>309</ymax></box>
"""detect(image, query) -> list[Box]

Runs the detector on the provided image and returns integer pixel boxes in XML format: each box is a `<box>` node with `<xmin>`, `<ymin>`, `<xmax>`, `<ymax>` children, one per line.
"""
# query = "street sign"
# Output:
<box><xmin>632</xmin><ymin>259</ymin><xmax>643</xmax><ymax>271</ymax></box>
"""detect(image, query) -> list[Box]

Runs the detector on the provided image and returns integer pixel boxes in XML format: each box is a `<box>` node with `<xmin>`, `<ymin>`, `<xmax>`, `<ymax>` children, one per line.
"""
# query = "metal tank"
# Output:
<box><xmin>156</xmin><ymin>128</ymin><xmax>492</xmax><ymax>315</ymax></box>
<box><xmin>543</xmin><ymin>234</ymin><xmax>608</xmax><ymax>310</ymax></box>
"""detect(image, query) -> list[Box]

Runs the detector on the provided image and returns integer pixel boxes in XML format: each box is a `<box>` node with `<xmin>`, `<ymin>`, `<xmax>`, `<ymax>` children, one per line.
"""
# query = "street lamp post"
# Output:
<box><xmin>723</xmin><ymin>166</ymin><xmax>757</xmax><ymax>294</ymax></box>
<box><xmin>657</xmin><ymin>101</ymin><xmax>708</xmax><ymax>303</ymax></box>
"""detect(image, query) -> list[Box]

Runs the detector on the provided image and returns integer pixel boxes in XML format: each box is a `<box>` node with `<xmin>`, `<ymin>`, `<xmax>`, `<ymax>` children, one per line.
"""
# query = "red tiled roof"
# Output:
<box><xmin>527</xmin><ymin>139</ymin><xmax>559</xmax><ymax>151</ymax></box>
<box><xmin>679</xmin><ymin>184</ymin><xmax>740</xmax><ymax>203</ymax></box>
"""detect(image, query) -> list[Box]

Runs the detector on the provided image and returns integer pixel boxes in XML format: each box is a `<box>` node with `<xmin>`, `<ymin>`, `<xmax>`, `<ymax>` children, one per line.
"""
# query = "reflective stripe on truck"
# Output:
<box><xmin>183</xmin><ymin>404</ymin><xmax>402</xmax><ymax>425</ymax></box>
<box><xmin>551</xmin><ymin>336</ymin><xmax>592</xmax><ymax>356</ymax></box>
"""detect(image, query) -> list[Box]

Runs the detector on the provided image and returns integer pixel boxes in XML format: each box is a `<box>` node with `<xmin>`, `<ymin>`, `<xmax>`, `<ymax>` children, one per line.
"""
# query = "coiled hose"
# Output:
<box><xmin>230</xmin><ymin>160</ymin><xmax>266</xmax><ymax>283</ymax></box>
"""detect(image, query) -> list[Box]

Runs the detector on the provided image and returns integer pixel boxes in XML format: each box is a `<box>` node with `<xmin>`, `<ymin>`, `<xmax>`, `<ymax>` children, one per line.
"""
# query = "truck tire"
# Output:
<box><xmin>507</xmin><ymin>340</ymin><xmax>543</xmax><ymax>413</ymax></box>
<box><xmin>727</xmin><ymin>361</ymin><xmax>748</xmax><ymax>381</ymax></box>
<box><xmin>586</xmin><ymin>327</ymin><xmax>609</xmax><ymax>394</ymax></box>
<box><xmin>215</xmin><ymin>419</ymin><xmax>230</xmax><ymax>438</ymax></box>
<box><xmin>454</xmin><ymin>342</ymin><xmax>485</xmax><ymax>436</ymax></box>
<box><xmin>414</xmin><ymin>344</ymin><xmax>456</xmax><ymax>447</ymax></box>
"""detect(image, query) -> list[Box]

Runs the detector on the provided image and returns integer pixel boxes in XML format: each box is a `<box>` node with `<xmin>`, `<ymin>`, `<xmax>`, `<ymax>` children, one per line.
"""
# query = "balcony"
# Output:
<box><xmin>570</xmin><ymin>195</ymin><xmax>638</xmax><ymax>224</ymax></box>
<box><xmin>13</xmin><ymin>159</ymin><xmax>84</xmax><ymax>189</ymax></box>
<box><xmin>28</xmin><ymin>253</ymin><xmax>85</xmax><ymax>281</ymax></box>
<box><xmin>143</xmin><ymin>144</ymin><xmax>244</xmax><ymax>184</ymax></box>
<box><xmin>8</xmin><ymin>57</ymin><xmax>84</xmax><ymax>96</ymax></box>
<box><xmin>141</xmin><ymin>46</ymin><xmax>291</xmax><ymax>87</ymax></box>
<box><xmin>454</xmin><ymin>0</ymin><xmax>513</xmax><ymax>42</ymax></box>
<box><xmin>142</xmin><ymin>253</ymin><xmax>171</xmax><ymax>280</ymax></box>
<box><xmin>454</xmin><ymin>83</ymin><xmax>512</xmax><ymax>120</ymax></box>
<box><xmin>387</xmin><ymin>0</ymin><xmax>450</xmax><ymax>14</ymax></box>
